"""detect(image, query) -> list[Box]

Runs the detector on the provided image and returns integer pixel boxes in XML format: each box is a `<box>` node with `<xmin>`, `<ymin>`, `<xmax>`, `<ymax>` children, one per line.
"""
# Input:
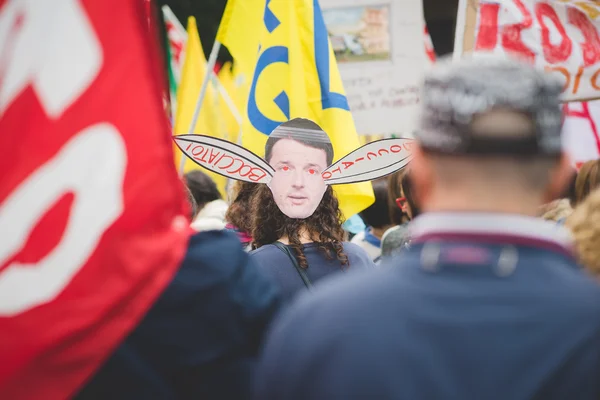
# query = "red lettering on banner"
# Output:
<box><xmin>591</xmin><ymin>68</ymin><xmax>600</xmax><ymax>90</ymax></box>
<box><xmin>390</xmin><ymin>145</ymin><xmax>402</xmax><ymax>153</ymax></box>
<box><xmin>342</xmin><ymin>161</ymin><xmax>354</xmax><ymax>169</ymax></box>
<box><xmin>366</xmin><ymin>152</ymin><xmax>377</xmax><ymax>160</ymax></box>
<box><xmin>564</xmin><ymin>102</ymin><xmax>600</xmax><ymax>154</ymax></box>
<box><xmin>322</xmin><ymin>171</ymin><xmax>332</xmax><ymax>180</ymax></box>
<box><xmin>331</xmin><ymin>166</ymin><xmax>341</xmax><ymax>174</ymax></box>
<box><xmin>377</xmin><ymin>149</ymin><xmax>389</xmax><ymax>156</ymax></box>
<box><xmin>199</xmin><ymin>147</ymin><xmax>210</xmax><ymax>163</ymax></box>
<box><xmin>475</xmin><ymin>2</ymin><xmax>500</xmax><ymax>50</ymax></box>
<box><xmin>190</xmin><ymin>145</ymin><xmax>205</xmax><ymax>158</ymax></box>
<box><xmin>355</xmin><ymin>157</ymin><xmax>364</xmax><ymax>162</ymax></box>
<box><xmin>572</xmin><ymin>65</ymin><xmax>585</xmax><ymax>93</ymax></box>
<box><xmin>536</xmin><ymin>3</ymin><xmax>572</xmax><ymax>64</ymax></box>
<box><xmin>233</xmin><ymin>164</ymin><xmax>252</xmax><ymax>177</ymax></box>
<box><xmin>567</xmin><ymin>6</ymin><xmax>600</xmax><ymax>67</ymax></box>
<box><xmin>546</xmin><ymin>65</ymin><xmax>571</xmax><ymax>91</ymax></box>
<box><xmin>248</xmin><ymin>169</ymin><xmax>267</xmax><ymax>182</ymax></box>
<box><xmin>215</xmin><ymin>154</ymin><xmax>235</xmax><ymax>169</ymax></box>
<box><xmin>501</xmin><ymin>0</ymin><xmax>535</xmax><ymax>63</ymax></box>
<box><xmin>208</xmin><ymin>148</ymin><xmax>220</xmax><ymax>164</ymax></box>
<box><xmin>226</xmin><ymin>158</ymin><xmax>244</xmax><ymax>174</ymax></box>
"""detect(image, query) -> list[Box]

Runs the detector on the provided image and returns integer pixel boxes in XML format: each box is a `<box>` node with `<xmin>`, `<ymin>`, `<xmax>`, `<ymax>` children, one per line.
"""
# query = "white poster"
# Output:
<box><xmin>563</xmin><ymin>101</ymin><xmax>600</xmax><ymax>167</ymax></box>
<box><xmin>454</xmin><ymin>0</ymin><xmax>600</xmax><ymax>102</ymax></box>
<box><xmin>320</xmin><ymin>0</ymin><xmax>427</xmax><ymax>135</ymax></box>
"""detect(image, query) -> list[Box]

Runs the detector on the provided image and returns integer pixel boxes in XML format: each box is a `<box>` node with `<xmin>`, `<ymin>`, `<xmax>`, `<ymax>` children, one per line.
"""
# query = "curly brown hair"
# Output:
<box><xmin>225</xmin><ymin>180</ymin><xmax>258</xmax><ymax>235</ymax></box>
<box><xmin>251</xmin><ymin>184</ymin><xmax>348</xmax><ymax>269</ymax></box>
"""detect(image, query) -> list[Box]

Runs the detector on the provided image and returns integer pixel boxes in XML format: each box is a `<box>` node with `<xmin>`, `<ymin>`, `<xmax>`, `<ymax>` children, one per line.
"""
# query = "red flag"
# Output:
<box><xmin>0</xmin><ymin>0</ymin><xmax>191</xmax><ymax>398</ymax></box>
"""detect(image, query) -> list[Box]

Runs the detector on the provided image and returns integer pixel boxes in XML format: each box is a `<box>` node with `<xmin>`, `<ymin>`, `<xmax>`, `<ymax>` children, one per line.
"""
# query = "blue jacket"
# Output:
<box><xmin>77</xmin><ymin>231</ymin><xmax>281</xmax><ymax>399</ymax></box>
<box><xmin>254</xmin><ymin>213</ymin><xmax>600</xmax><ymax>400</ymax></box>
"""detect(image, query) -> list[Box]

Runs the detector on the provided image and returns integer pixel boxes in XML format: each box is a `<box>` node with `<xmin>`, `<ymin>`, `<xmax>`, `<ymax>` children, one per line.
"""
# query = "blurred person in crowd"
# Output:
<box><xmin>78</xmin><ymin>229</ymin><xmax>281</xmax><ymax>399</ymax></box>
<box><xmin>567</xmin><ymin>186</ymin><xmax>600</xmax><ymax>277</ymax></box>
<box><xmin>351</xmin><ymin>179</ymin><xmax>393</xmax><ymax>261</ymax></box>
<box><xmin>249</xmin><ymin>119</ymin><xmax>375</xmax><ymax>303</ymax></box>
<box><xmin>387</xmin><ymin>169</ymin><xmax>409</xmax><ymax>226</ymax></box>
<box><xmin>184</xmin><ymin>183</ymin><xmax>198</xmax><ymax>220</ymax></box>
<box><xmin>573</xmin><ymin>159</ymin><xmax>600</xmax><ymax>206</ymax></box>
<box><xmin>225</xmin><ymin>180</ymin><xmax>258</xmax><ymax>250</ymax></box>
<box><xmin>341</xmin><ymin>214</ymin><xmax>367</xmax><ymax>241</ymax></box>
<box><xmin>254</xmin><ymin>55</ymin><xmax>600</xmax><ymax>400</ymax></box>
<box><xmin>380</xmin><ymin>170</ymin><xmax>420</xmax><ymax>259</ymax></box>
<box><xmin>539</xmin><ymin>171</ymin><xmax>577</xmax><ymax>223</ymax></box>
<box><xmin>184</xmin><ymin>170</ymin><xmax>228</xmax><ymax>231</ymax></box>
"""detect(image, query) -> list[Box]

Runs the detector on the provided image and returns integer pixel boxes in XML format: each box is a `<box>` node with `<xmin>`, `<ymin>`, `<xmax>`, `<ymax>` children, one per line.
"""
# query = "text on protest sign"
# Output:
<box><xmin>457</xmin><ymin>0</ymin><xmax>600</xmax><ymax>101</ymax></box>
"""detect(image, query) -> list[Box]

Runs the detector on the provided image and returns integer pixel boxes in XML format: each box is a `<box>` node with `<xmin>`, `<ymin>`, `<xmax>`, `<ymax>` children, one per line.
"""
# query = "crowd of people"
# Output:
<box><xmin>76</xmin><ymin>56</ymin><xmax>600</xmax><ymax>399</ymax></box>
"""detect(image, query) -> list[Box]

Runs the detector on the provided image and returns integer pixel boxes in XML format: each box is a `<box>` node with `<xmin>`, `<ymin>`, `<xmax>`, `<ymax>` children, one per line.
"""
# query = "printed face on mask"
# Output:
<box><xmin>267</xmin><ymin>138</ymin><xmax>328</xmax><ymax>219</ymax></box>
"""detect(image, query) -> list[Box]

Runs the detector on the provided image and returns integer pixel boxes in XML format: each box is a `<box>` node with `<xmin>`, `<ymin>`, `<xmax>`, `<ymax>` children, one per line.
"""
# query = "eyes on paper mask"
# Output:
<box><xmin>174</xmin><ymin>117</ymin><xmax>414</xmax><ymax>219</ymax></box>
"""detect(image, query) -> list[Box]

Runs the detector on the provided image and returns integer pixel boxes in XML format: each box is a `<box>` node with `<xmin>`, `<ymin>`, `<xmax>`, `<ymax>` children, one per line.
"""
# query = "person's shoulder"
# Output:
<box><xmin>342</xmin><ymin>241</ymin><xmax>376</xmax><ymax>265</ymax></box>
<box><xmin>249</xmin><ymin>244</ymin><xmax>281</xmax><ymax>260</ymax></box>
<box><xmin>185</xmin><ymin>230</ymin><xmax>246</xmax><ymax>268</ymax></box>
<box><xmin>342</xmin><ymin>241</ymin><xmax>371</xmax><ymax>255</ymax></box>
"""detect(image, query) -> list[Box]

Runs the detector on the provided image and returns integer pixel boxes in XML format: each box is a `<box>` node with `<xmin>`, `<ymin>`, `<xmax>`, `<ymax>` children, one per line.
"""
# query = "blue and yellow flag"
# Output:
<box><xmin>216</xmin><ymin>0</ymin><xmax>374</xmax><ymax>218</ymax></box>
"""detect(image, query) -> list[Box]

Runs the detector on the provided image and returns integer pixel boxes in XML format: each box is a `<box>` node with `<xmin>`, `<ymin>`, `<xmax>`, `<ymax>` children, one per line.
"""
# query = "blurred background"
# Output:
<box><xmin>158</xmin><ymin>0</ymin><xmax>458</xmax><ymax>63</ymax></box>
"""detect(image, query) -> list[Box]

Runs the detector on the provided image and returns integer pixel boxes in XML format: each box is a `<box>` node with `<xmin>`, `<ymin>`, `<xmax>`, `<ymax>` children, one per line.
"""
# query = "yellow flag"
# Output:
<box><xmin>217</xmin><ymin>62</ymin><xmax>241</xmax><ymax>143</ymax></box>
<box><xmin>216</xmin><ymin>0</ymin><xmax>374</xmax><ymax>218</ymax></box>
<box><xmin>174</xmin><ymin>17</ymin><xmax>227</xmax><ymax>198</ymax></box>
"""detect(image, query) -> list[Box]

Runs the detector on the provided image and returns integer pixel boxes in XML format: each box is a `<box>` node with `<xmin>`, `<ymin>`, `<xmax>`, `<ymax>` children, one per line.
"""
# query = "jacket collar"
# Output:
<box><xmin>410</xmin><ymin>212</ymin><xmax>574</xmax><ymax>256</ymax></box>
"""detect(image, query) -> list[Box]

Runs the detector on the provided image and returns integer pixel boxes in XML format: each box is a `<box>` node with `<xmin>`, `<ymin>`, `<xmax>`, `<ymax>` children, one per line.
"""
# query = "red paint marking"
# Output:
<box><xmin>564</xmin><ymin>102</ymin><xmax>600</xmax><ymax>154</ymax></box>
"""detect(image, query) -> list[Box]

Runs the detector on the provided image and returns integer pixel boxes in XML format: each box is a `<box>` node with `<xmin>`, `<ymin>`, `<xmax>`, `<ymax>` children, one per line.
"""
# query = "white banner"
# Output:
<box><xmin>563</xmin><ymin>101</ymin><xmax>600</xmax><ymax>167</ymax></box>
<box><xmin>454</xmin><ymin>0</ymin><xmax>600</xmax><ymax>102</ymax></box>
<box><xmin>320</xmin><ymin>0</ymin><xmax>428</xmax><ymax>135</ymax></box>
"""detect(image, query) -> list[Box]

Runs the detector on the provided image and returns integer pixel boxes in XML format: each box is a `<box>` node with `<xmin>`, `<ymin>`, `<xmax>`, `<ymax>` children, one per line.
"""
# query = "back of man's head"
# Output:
<box><xmin>411</xmin><ymin>54</ymin><xmax>572</xmax><ymax>215</ymax></box>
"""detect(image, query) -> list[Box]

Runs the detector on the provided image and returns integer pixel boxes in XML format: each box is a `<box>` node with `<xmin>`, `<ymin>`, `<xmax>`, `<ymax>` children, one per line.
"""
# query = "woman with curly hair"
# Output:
<box><xmin>225</xmin><ymin>180</ymin><xmax>257</xmax><ymax>250</ymax></box>
<box><xmin>566</xmin><ymin>186</ymin><xmax>600</xmax><ymax>277</ymax></box>
<box><xmin>249</xmin><ymin>118</ymin><xmax>374</xmax><ymax>302</ymax></box>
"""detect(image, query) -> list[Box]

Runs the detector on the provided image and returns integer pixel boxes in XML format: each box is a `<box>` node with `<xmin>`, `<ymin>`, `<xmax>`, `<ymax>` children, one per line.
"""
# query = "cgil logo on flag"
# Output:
<box><xmin>216</xmin><ymin>0</ymin><xmax>375</xmax><ymax>218</ymax></box>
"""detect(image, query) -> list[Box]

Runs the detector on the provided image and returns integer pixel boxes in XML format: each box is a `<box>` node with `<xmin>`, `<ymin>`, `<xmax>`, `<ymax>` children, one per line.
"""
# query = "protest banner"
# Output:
<box><xmin>563</xmin><ymin>100</ymin><xmax>600</xmax><ymax>166</ymax></box>
<box><xmin>319</xmin><ymin>0</ymin><xmax>427</xmax><ymax>135</ymax></box>
<box><xmin>454</xmin><ymin>0</ymin><xmax>600</xmax><ymax>101</ymax></box>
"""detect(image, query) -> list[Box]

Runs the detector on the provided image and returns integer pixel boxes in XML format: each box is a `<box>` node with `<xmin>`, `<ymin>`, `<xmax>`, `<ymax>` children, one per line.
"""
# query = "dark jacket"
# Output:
<box><xmin>77</xmin><ymin>231</ymin><xmax>281</xmax><ymax>400</ymax></box>
<box><xmin>254</xmin><ymin>213</ymin><xmax>600</xmax><ymax>400</ymax></box>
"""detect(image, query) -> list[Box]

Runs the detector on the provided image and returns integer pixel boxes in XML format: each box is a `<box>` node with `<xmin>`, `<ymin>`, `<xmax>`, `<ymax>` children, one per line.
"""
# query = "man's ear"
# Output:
<box><xmin>407</xmin><ymin>145</ymin><xmax>433</xmax><ymax>211</ymax></box>
<box><xmin>544</xmin><ymin>153</ymin><xmax>575</xmax><ymax>204</ymax></box>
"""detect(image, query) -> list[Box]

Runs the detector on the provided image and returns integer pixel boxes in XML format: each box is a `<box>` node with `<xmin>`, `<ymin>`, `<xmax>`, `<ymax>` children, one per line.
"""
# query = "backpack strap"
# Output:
<box><xmin>272</xmin><ymin>242</ymin><xmax>312</xmax><ymax>290</ymax></box>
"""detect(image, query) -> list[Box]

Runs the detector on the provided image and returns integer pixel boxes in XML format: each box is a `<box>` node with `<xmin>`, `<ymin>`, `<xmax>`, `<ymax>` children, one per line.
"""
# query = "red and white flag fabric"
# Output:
<box><xmin>0</xmin><ymin>0</ymin><xmax>191</xmax><ymax>398</ymax></box>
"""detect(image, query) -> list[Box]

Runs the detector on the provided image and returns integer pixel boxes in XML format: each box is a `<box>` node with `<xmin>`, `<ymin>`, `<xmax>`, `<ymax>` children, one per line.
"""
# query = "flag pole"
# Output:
<box><xmin>178</xmin><ymin>40</ymin><xmax>221</xmax><ymax>176</ymax></box>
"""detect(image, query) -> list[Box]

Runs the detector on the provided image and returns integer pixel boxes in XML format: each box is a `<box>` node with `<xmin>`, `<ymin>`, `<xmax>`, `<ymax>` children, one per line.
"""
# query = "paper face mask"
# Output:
<box><xmin>174</xmin><ymin>118</ymin><xmax>414</xmax><ymax>219</ymax></box>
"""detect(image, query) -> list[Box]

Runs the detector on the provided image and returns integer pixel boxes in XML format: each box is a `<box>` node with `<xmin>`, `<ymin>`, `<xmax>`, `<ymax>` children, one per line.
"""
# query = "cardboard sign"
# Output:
<box><xmin>563</xmin><ymin>100</ymin><xmax>600</xmax><ymax>166</ymax></box>
<box><xmin>455</xmin><ymin>0</ymin><xmax>600</xmax><ymax>101</ymax></box>
<box><xmin>174</xmin><ymin>118</ymin><xmax>414</xmax><ymax>219</ymax></box>
<box><xmin>319</xmin><ymin>0</ymin><xmax>427</xmax><ymax>135</ymax></box>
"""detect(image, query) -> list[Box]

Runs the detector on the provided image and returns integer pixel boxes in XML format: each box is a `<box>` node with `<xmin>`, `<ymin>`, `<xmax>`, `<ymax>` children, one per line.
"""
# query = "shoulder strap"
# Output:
<box><xmin>272</xmin><ymin>242</ymin><xmax>312</xmax><ymax>290</ymax></box>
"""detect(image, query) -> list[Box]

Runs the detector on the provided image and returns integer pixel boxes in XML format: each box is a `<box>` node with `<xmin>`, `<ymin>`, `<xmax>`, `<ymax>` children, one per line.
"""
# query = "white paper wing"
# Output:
<box><xmin>173</xmin><ymin>134</ymin><xmax>274</xmax><ymax>184</ymax></box>
<box><xmin>323</xmin><ymin>138</ymin><xmax>414</xmax><ymax>185</ymax></box>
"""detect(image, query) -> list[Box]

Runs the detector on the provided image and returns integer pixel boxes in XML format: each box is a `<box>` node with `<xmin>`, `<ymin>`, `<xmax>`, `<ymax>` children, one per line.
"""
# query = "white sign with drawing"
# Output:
<box><xmin>320</xmin><ymin>0</ymin><xmax>428</xmax><ymax>135</ymax></box>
